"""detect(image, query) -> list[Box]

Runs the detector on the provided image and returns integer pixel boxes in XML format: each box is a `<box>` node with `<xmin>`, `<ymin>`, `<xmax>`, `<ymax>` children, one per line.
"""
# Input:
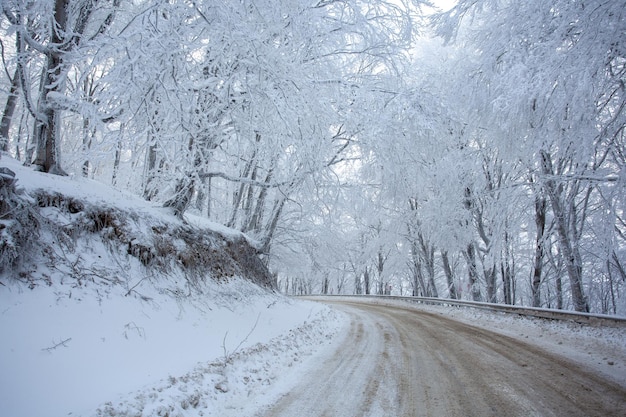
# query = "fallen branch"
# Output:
<box><xmin>221</xmin><ymin>312</ymin><xmax>261</xmax><ymax>363</ymax></box>
<box><xmin>42</xmin><ymin>337</ymin><xmax>72</xmax><ymax>352</ymax></box>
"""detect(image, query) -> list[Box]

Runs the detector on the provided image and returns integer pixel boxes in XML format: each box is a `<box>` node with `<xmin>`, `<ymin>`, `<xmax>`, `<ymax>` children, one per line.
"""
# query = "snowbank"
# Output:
<box><xmin>0</xmin><ymin>156</ymin><xmax>347</xmax><ymax>416</ymax></box>
<box><xmin>0</xmin><ymin>280</ymin><xmax>345</xmax><ymax>417</ymax></box>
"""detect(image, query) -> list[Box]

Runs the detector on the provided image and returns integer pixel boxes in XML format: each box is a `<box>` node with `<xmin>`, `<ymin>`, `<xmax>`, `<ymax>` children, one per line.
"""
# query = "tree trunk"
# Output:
<box><xmin>143</xmin><ymin>142</ymin><xmax>160</xmax><ymax>201</ymax></box>
<box><xmin>32</xmin><ymin>57</ymin><xmax>66</xmax><ymax>175</ymax></box>
<box><xmin>606</xmin><ymin>260</ymin><xmax>617</xmax><ymax>314</ymax></box>
<box><xmin>541</xmin><ymin>150</ymin><xmax>589</xmax><ymax>312</ymax></box>
<box><xmin>610</xmin><ymin>251</ymin><xmax>626</xmax><ymax>282</ymax></box>
<box><xmin>376</xmin><ymin>250</ymin><xmax>386</xmax><ymax>295</ymax></box>
<box><xmin>441</xmin><ymin>251</ymin><xmax>457</xmax><ymax>299</ymax></box>
<box><xmin>501</xmin><ymin>262</ymin><xmax>513</xmax><ymax>305</ymax></box>
<box><xmin>228</xmin><ymin>134</ymin><xmax>260</xmax><ymax>228</ymax></box>
<box><xmin>111</xmin><ymin>134</ymin><xmax>123</xmax><ymax>186</ymax></box>
<box><xmin>205</xmin><ymin>177</ymin><xmax>212</xmax><ymax>217</ymax></box>
<box><xmin>465</xmin><ymin>243</ymin><xmax>482</xmax><ymax>301</ymax></box>
<box><xmin>532</xmin><ymin>194</ymin><xmax>547</xmax><ymax>307</ymax></box>
<box><xmin>484</xmin><ymin>265</ymin><xmax>497</xmax><ymax>303</ymax></box>
<box><xmin>0</xmin><ymin>68</ymin><xmax>20</xmax><ymax>153</ymax></box>
<box><xmin>417</xmin><ymin>232</ymin><xmax>438</xmax><ymax>297</ymax></box>
<box><xmin>227</xmin><ymin>159</ymin><xmax>255</xmax><ymax>228</ymax></box>
<box><xmin>81</xmin><ymin>119</ymin><xmax>93</xmax><ymax>177</ymax></box>
<box><xmin>556</xmin><ymin>274</ymin><xmax>563</xmax><ymax>310</ymax></box>
<box><xmin>244</xmin><ymin>168</ymin><xmax>273</xmax><ymax>233</ymax></box>
<box><xmin>354</xmin><ymin>270</ymin><xmax>362</xmax><ymax>295</ymax></box>
<box><xmin>163</xmin><ymin>175</ymin><xmax>195</xmax><ymax>218</ymax></box>
<box><xmin>260</xmin><ymin>196</ymin><xmax>286</xmax><ymax>254</ymax></box>
<box><xmin>32</xmin><ymin>0</ymin><xmax>70</xmax><ymax>175</ymax></box>
<box><xmin>410</xmin><ymin>241</ymin><xmax>427</xmax><ymax>296</ymax></box>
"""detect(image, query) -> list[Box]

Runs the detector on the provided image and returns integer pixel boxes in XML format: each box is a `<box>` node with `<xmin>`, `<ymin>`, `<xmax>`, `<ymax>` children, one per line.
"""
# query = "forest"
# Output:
<box><xmin>0</xmin><ymin>0</ymin><xmax>625</xmax><ymax>314</ymax></box>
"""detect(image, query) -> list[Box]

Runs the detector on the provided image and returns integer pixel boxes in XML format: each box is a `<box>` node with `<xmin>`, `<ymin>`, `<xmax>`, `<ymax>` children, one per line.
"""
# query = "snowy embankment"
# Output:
<box><xmin>0</xmin><ymin>156</ymin><xmax>348</xmax><ymax>417</ymax></box>
<box><xmin>0</xmin><ymin>282</ymin><xmax>346</xmax><ymax>417</ymax></box>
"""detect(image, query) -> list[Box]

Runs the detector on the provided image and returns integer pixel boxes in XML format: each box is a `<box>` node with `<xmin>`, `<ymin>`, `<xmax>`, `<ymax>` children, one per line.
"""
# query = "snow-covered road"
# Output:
<box><xmin>9</xmin><ymin>288</ymin><xmax>624</xmax><ymax>417</ymax></box>
<box><xmin>259</xmin><ymin>299</ymin><xmax>626</xmax><ymax>417</ymax></box>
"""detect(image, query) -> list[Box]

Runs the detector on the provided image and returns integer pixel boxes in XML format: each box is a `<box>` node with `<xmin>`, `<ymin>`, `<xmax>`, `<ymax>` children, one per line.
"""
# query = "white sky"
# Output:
<box><xmin>431</xmin><ymin>0</ymin><xmax>457</xmax><ymax>12</ymax></box>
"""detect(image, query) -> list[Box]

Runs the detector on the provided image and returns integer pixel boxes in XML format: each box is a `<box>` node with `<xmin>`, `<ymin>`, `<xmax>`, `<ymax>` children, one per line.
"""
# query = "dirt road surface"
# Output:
<box><xmin>259</xmin><ymin>300</ymin><xmax>626</xmax><ymax>417</ymax></box>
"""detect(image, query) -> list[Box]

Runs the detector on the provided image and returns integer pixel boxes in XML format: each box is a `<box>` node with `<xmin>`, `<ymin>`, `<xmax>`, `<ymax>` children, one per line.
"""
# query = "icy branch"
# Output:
<box><xmin>199</xmin><ymin>171</ymin><xmax>292</xmax><ymax>189</ymax></box>
<box><xmin>47</xmin><ymin>92</ymin><xmax>122</xmax><ymax>123</ymax></box>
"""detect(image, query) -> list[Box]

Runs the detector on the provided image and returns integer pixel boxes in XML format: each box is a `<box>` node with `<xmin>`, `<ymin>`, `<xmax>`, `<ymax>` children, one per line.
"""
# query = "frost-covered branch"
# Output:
<box><xmin>199</xmin><ymin>171</ymin><xmax>291</xmax><ymax>189</ymax></box>
<box><xmin>46</xmin><ymin>91</ymin><xmax>123</xmax><ymax>123</ymax></box>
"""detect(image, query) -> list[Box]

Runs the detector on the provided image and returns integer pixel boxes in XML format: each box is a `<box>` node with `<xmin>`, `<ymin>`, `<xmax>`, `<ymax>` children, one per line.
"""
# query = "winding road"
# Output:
<box><xmin>260</xmin><ymin>300</ymin><xmax>626</xmax><ymax>417</ymax></box>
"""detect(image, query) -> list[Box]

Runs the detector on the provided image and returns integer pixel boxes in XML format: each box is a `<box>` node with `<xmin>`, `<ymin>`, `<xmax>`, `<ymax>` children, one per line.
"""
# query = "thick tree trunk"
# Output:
<box><xmin>163</xmin><ymin>175</ymin><xmax>195</xmax><ymax>218</ymax></box>
<box><xmin>376</xmin><ymin>250</ymin><xmax>386</xmax><ymax>295</ymax></box>
<box><xmin>259</xmin><ymin>196</ymin><xmax>286</xmax><ymax>254</ymax></box>
<box><xmin>606</xmin><ymin>260</ymin><xmax>617</xmax><ymax>314</ymax></box>
<box><xmin>322</xmin><ymin>273</ymin><xmax>329</xmax><ymax>295</ymax></box>
<box><xmin>418</xmin><ymin>233</ymin><xmax>438</xmax><ymax>297</ymax></box>
<box><xmin>143</xmin><ymin>142</ymin><xmax>162</xmax><ymax>201</ymax></box>
<box><xmin>532</xmin><ymin>195</ymin><xmax>547</xmax><ymax>307</ymax></box>
<box><xmin>33</xmin><ymin>60</ymin><xmax>66</xmax><ymax>175</ymax></box>
<box><xmin>0</xmin><ymin>69</ymin><xmax>19</xmax><ymax>153</ymax></box>
<box><xmin>227</xmin><ymin>160</ymin><xmax>254</xmax><ymax>228</ymax></box>
<box><xmin>244</xmin><ymin>168</ymin><xmax>273</xmax><ymax>233</ymax></box>
<box><xmin>541</xmin><ymin>150</ymin><xmax>589</xmax><ymax>312</ymax></box>
<box><xmin>410</xmin><ymin>242</ymin><xmax>427</xmax><ymax>296</ymax></box>
<box><xmin>465</xmin><ymin>243</ymin><xmax>482</xmax><ymax>301</ymax></box>
<box><xmin>441</xmin><ymin>251</ymin><xmax>457</xmax><ymax>299</ymax></box>
<box><xmin>33</xmin><ymin>0</ymin><xmax>70</xmax><ymax>175</ymax></box>
<box><xmin>32</xmin><ymin>104</ymin><xmax>65</xmax><ymax>174</ymax></box>
<box><xmin>501</xmin><ymin>262</ymin><xmax>513</xmax><ymax>305</ymax></box>
<box><xmin>354</xmin><ymin>270</ymin><xmax>362</xmax><ymax>295</ymax></box>
<box><xmin>484</xmin><ymin>265</ymin><xmax>497</xmax><ymax>303</ymax></box>
<box><xmin>364</xmin><ymin>266</ymin><xmax>370</xmax><ymax>295</ymax></box>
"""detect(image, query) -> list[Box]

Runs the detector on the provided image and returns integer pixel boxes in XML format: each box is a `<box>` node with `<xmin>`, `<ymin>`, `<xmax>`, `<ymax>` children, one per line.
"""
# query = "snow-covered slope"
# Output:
<box><xmin>0</xmin><ymin>156</ymin><xmax>346</xmax><ymax>417</ymax></box>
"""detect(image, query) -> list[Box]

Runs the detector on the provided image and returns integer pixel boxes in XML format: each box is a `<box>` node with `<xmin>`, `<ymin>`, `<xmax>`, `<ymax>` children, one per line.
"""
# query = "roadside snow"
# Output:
<box><xmin>427</xmin><ymin>302</ymin><xmax>626</xmax><ymax>387</ymax></box>
<box><xmin>341</xmin><ymin>297</ymin><xmax>626</xmax><ymax>388</ymax></box>
<box><xmin>0</xmin><ymin>156</ymin><xmax>348</xmax><ymax>417</ymax></box>
<box><xmin>7</xmin><ymin>155</ymin><xmax>622</xmax><ymax>415</ymax></box>
<box><xmin>0</xmin><ymin>281</ymin><xmax>346</xmax><ymax>417</ymax></box>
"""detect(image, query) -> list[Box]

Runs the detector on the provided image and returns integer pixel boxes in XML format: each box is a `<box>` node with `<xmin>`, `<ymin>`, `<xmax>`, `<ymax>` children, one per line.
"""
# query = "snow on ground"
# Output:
<box><xmin>0</xmin><ymin>280</ymin><xmax>347</xmax><ymax>417</ymax></box>
<box><xmin>0</xmin><ymin>155</ymin><xmax>251</xmax><ymax>252</ymax></box>
<box><xmin>343</xmin><ymin>296</ymin><xmax>626</xmax><ymax>388</ymax></box>
<box><xmin>0</xmin><ymin>156</ymin><xmax>349</xmax><ymax>416</ymax></box>
<box><xmin>4</xmin><ymin>155</ymin><xmax>624</xmax><ymax>416</ymax></box>
<box><xmin>433</xmin><ymin>303</ymin><xmax>626</xmax><ymax>387</ymax></box>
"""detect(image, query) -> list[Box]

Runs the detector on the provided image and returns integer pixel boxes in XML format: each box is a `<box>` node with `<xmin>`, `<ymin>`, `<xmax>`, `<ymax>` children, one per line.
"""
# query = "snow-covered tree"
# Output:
<box><xmin>2</xmin><ymin>0</ymin><xmax>121</xmax><ymax>174</ymax></box>
<box><xmin>428</xmin><ymin>0</ymin><xmax>626</xmax><ymax>311</ymax></box>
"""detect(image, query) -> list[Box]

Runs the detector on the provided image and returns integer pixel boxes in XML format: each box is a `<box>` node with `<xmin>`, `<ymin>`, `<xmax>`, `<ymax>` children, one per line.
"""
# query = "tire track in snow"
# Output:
<box><xmin>260</xmin><ymin>300</ymin><xmax>626</xmax><ymax>417</ymax></box>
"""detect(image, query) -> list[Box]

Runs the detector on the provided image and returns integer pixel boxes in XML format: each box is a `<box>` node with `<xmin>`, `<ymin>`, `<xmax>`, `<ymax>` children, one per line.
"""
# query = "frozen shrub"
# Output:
<box><xmin>0</xmin><ymin>168</ymin><xmax>39</xmax><ymax>275</ymax></box>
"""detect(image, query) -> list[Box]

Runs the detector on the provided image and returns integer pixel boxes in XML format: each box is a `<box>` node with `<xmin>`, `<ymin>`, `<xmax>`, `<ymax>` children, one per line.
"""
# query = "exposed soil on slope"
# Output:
<box><xmin>0</xmin><ymin>164</ymin><xmax>274</xmax><ymax>290</ymax></box>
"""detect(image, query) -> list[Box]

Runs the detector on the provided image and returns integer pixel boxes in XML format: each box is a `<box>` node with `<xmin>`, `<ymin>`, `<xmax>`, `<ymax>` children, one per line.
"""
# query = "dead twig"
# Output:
<box><xmin>221</xmin><ymin>312</ymin><xmax>261</xmax><ymax>362</ymax></box>
<box><xmin>42</xmin><ymin>337</ymin><xmax>72</xmax><ymax>352</ymax></box>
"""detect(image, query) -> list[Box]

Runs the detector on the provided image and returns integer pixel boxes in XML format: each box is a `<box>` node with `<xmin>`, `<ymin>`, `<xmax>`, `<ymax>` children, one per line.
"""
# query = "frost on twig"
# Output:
<box><xmin>42</xmin><ymin>337</ymin><xmax>72</xmax><ymax>352</ymax></box>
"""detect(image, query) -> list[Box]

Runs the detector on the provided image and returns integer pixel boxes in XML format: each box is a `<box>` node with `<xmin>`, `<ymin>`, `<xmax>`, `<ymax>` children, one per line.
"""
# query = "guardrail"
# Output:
<box><xmin>301</xmin><ymin>294</ymin><xmax>626</xmax><ymax>327</ymax></box>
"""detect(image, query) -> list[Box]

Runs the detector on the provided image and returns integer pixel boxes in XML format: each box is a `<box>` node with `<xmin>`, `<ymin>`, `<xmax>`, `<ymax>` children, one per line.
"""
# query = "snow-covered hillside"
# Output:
<box><xmin>0</xmin><ymin>156</ymin><xmax>346</xmax><ymax>417</ymax></box>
